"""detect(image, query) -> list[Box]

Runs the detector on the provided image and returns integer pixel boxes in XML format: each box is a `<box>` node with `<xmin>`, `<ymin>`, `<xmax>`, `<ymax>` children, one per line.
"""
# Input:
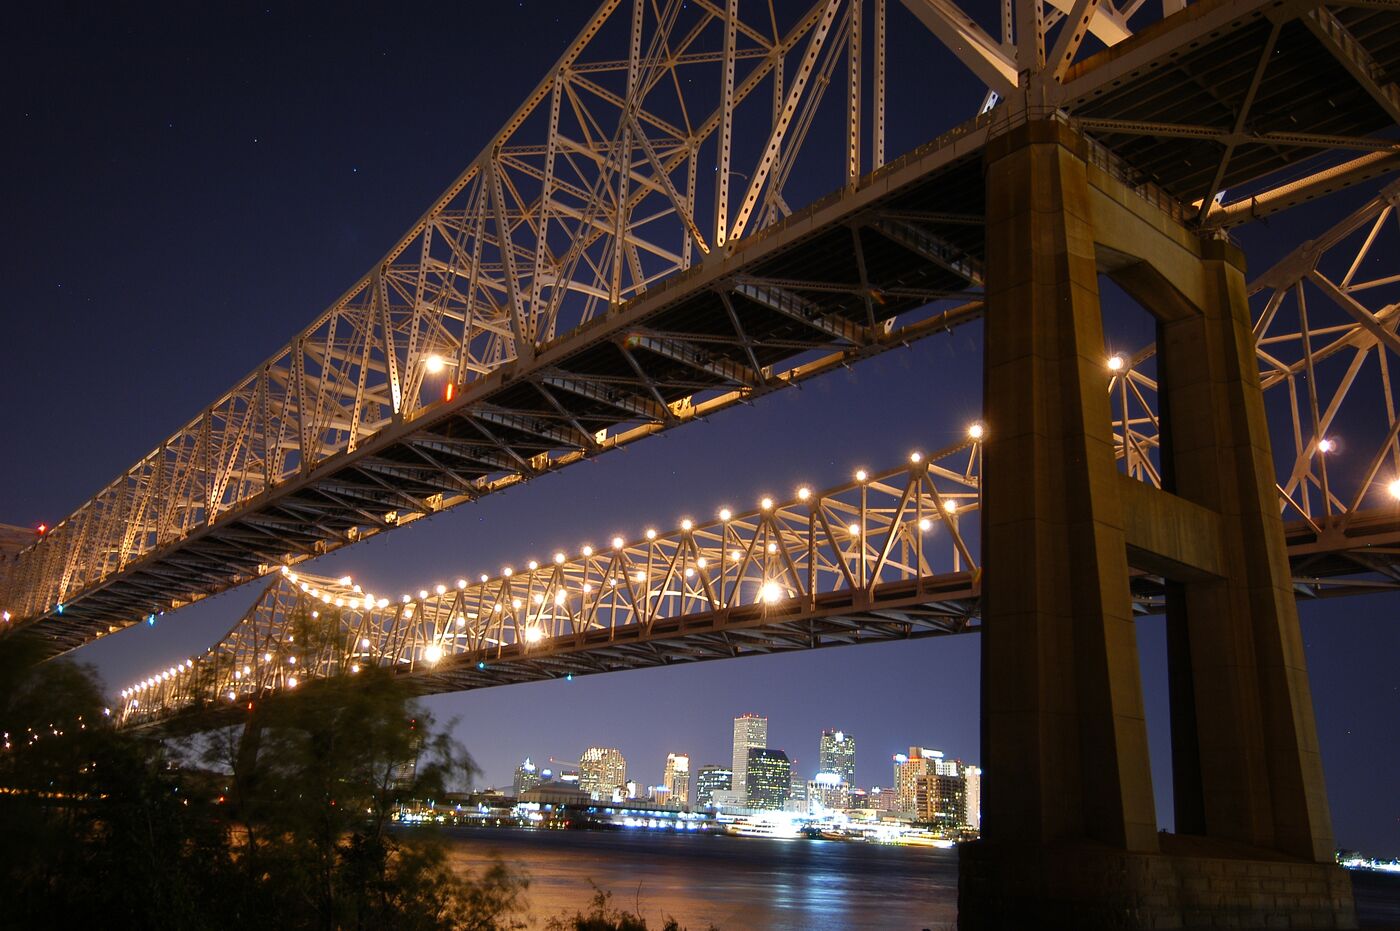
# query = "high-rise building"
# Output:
<box><xmin>663</xmin><ymin>753</ymin><xmax>691</xmax><ymax>808</ymax></box>
<box><xmin>963</xmin><ymin>765</ymin><xmax>982</xmax><ymax>833</ymax></box>
<box><xmin>731</xmin><ymin>713</ymin><xmax>767</xmax><ymax>798</ymax></box>
<box><xmin>578</xmin><ymin>747</ymin><xmax>627</xmax><ymax>800</ymax></box>
<box><xmin>818</xmin><ymin>729</ymin><xmax>856</xmax><ymax>786</ymax></box>
<box><xmin>789</xmin><ymin>769</ymin><xmax>807</xmax><ymax>806</ymax></box>
<box><xmin>868</xmin><ymin>785</ymin><xmax>900</xmax><ymax>811</ymax></box>
<box><xmin>694</xmin><ymin>765</ymin><xmax>732</xmax><ymax>808</ymax></box>
<box><xmin>915</xmin><ymin>765</ymin><xmax>967</xmax><ymax>835</ymax></box>
<box><xmin>745</xmin><ymin>747</ymin><xmax>791</xmax><ymax>810</ymax></box>
<box><xmin>513</xmin><ymin>757</ymin><xmax>541</xmax><ymax>797</ymax></box>
<box><xmin>893</xmin><ymin>746</ymin><xmax>944</xmax><ymax>813</ymax></box>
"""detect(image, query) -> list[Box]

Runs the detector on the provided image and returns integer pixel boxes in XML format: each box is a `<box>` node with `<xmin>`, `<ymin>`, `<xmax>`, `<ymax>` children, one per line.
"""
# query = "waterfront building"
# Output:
<box><xmin>513</xmin><ymin>757</ymin><xmax>541</xmax><ymax>797</ymax></box>
<box><xmin>663</xmin><ymin>752</ymin><xmax>691</xmax><ymax>808</ymax></box>
<box><xmin>731</xmin><ymin>714</ymin><xmax>767</xmax><ymax>799</ymax></box>
<box><xmin>808</xmin><ymin>771</ymin><xmax>851</xmax><ymax>812</ymax></box>
<box><xmin>788</xmin><ymin>768</ymin><xmax>807</xmax><ymax>806</ymax></box>
<box><xmin>745</xmin><ymin>747</ymin><xmax>791</xmax><ymax>810</ymax></box>
<box><xmin>818</xmin><ymin>729</ymin><xmax>856</xmax><ymax>786</ymax></box>
<box><xmin>892</xmin><ymin>746</ymin><xmax>946</xmax><ymax>813</ymax></box>
<box><xmin>915</xmin><ymin>768</ymin><xmax>966</xmax><ymax>834</ymax></box>
<box><xmin>963</xmin><ymin>765</ymin><xmax>982</xmax><ymax>832</ymax></box>
<box><xmin>578</xmin><ymin>747</ymin><xmax>627</xmax><ymax>801</ymax></box>
<box><xmin>869</xmin><ymin>785</ymin><xmax>899</xmax><ymax>811</ymax></box>
<box><xmin>694</xmin><ymin>765</ymin><xmax>732</xmax><ymax>808</ymax></box>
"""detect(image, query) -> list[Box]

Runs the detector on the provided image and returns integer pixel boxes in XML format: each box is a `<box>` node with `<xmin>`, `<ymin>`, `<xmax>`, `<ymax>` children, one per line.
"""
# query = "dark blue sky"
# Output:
<box><xmin>3</xmin><ymin>1</ymin><xmax>1396</xmax><ymax>854</ymax></box>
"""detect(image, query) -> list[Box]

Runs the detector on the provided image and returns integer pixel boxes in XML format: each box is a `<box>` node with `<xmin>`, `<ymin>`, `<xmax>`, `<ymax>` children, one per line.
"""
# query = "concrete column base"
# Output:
<box><xmin>957</xmin><ymin>836</ymin><xmax>1357</xmax><ymax>930</ymax></box>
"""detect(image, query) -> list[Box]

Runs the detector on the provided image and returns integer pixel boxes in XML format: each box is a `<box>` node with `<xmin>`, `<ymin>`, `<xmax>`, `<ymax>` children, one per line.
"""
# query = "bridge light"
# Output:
<box><xmin>2</xmin><ymin>611</ymin><xmax>9</xmax><ymax>622</ymax></box>
<box><xmin>696</xmin><ymin>557</ymin><xmax>708</xmax><ymax>569</ymax></box>
<box><xmin>566</xmin><ymin>673</ymin><xmax>574</xmax><ymax>682</ymax></box>
<box><xmin>554</xmin><ymin>590</ymin><xmax>567</xmax><ymax>606</ymax></box>
<box><xmin>457</xmin><ymin>579</ymin><xmax>467</xmax><ymax>589</ymax></box>
<box><xmin>524</xmin><ymin>627</ymin><xmax>543</xmax><ymax>644</ymax></box>
<box><xmin>684</xmin><ymin>568</ymin><xmax>694</xmax><ymax>578</ymax></box>
<box><xmin>681</xmin><ymin>519</ymin><xmax>693</xmax><ymax>532</ymax></box>
<box><xmin>56</xmin><ymin>603</ymin><xmax>63</xmax><ymax>615</ymax></box>
<box><xmin>612</xmin><ymin>536</ymin><xmax>624</xmax><ymax>549</ymax></box>
<box><xmin>288</xmin><ymin>656</ymin><xmax>296</xmax><ymax>665</ymax></box>
<box><xmin>477</xmin><ymin>661</ymin><xmax>486</xmax><ymax>670</ymax></box>
<box><xmin>760</xmin><ymin>582</ymin><xmax>783</xmax><ymax>604</ymax></box>
<box><xmin>646</xmin><ymin>529</ymin><xmax>657</xmax><ymax>540</ymax></box>
<box><xmin>287</xmin><ymin>572</ymin><xmax>297</xmax><ymax>582</ymax></box>
<box><xmin>944</xmin><ymin>500</ymin><xmax>958</xmax><ymax>514</ymax></box>
<box><xmin>502</xmin><ymin>568</ymin><xmax>513</xmax><ymax>577</ymax></box>
<box><xmin>377</xmin><ymin>598</ymin><xmax>389</xmax><ymax>609</ymax></box>
<box><xmin>847</xmin><ymin>523</ymin><xmax>861</xmax><ymax>537</ymax></box>
<box><xmin>730</xmin><ymin>549</ymin><xmax>742</xmax><ymax>562</ymax></box>
<box><xmin>287</xmin><ymin>676</ymin><xmax>298</xmax><ymax>688</ymax></box>
<box><xmin>227</xmin><ymin>691</ymin><xmax>236</xmax><ymax>702</ymax></box>
<box><xmin>855</xmin><ymin>469</ymin><xmax>868</xmax><ymax>482</ymax></box>
<box><xmin>456</xmin><ymin>615</ymin><xmax>466</xmax><ymax>626</ymax></box>
<box><xmin>554</xmin><ymin>552</ymin><xmax>566</xmax><ymax>564</ymax></box>
<box><xmin>425</xmin><ymin>354</ymin><xmax>447</xmax><ymax>374</ymax></box>
<box><xmin>1107</xmin><ymin>354</ymin><xmax>1125</xmax><ymax>372</ymax></box>
<box><xmin>533</xmin><ymin>593</ymin><xmax>544</xmax><ymax>605</ymax></box>
<box><xmin>1317</xmin><ymin>437</ymin><xmax>1336</xmax><ymax>453</ymax></box>
<box><xmin>435</xmin><ymin>584</ymin><xmax>446</xmax><ymax>595</ymax></box>
<box><xmin>797</xmin><ymin>487</ymin><xmax>811</xmax><ymax>501</ymax></box>
<box><xmin>263</xmin><ymin>653</ymin><xmax>272</xmax><ymax>662</ymax></box>
<box><xmin>582</xmin><ymin>583</ymin><xmax>593</xmax><ymax>594</ymax></box>
<box><xmin>480</xmin><ymin>574</ymin><xmax>489</xmax><ymax>583</ymax></box>
<box><xmin>528</xmin><ymin>560</ymin><xmax>538</xmax><ymax>571</ymax></box>
<box><xmin>919</xmin><ymin>518</ymin><xmax>932</xmax><ymax>532</ymax></box>
<box><xmin>1389</xmin><ymin>479</ymin><xmax>1400</xmax><ymax>500</ymax></box>
<box><xmin>493</xmin><ymin>603</ymin><xmax>502</xmax><ymax>613</ymax></box>
<box><xmin>910</xmin><ymin>451</ymin><xmax>923</xmax><ymax>464</ymax></box>
<box><xmin>760</xmin><ymin>497</ymin><xmax>774</xmax><ymax>510</ymax></box>
<box><xmin>350</xmin><ymin>664</ymin><xmax>360</xmax><ymax>674</ymax></box>
<box><xmin>719</xmin><ymin>508</ymin><xmax>732</xmax><ymax>522</ymax></box>
<box><xmin>419</xmin><ymin>589</ymin><xmax>429</xmax><ymax>599</ymax></box>
<box><xmin>968</xmin><ymin>422</ymin><xmax>985</xmax><ymax>440</ymax></box>
<box><xmin>582</xmin><ymin>545</ymin><xmax>594</xmax><ymax>557</ymax></box>
<box><xmin>35</xmin><ymin>523</ymin><xmax>47</xmax><ymax>536</ymax></box>
<box><xmin>424</xmin><ymin>645</ymin><xmax>443</xmax><ymax>664</ymax></box>
<box><xmin>767</xmin><ymin>542</ymin><xmax>778</xmax><ymax>553</ymax></box>
<box><xmin>512</xmin><ymin>598</ymin><xmax>522</xmax><ymax>610</ymax></box>
<box><xmin>338</xmin><ymin>576</ymin><xmax>352</xmax><ymax>586</ymax></box>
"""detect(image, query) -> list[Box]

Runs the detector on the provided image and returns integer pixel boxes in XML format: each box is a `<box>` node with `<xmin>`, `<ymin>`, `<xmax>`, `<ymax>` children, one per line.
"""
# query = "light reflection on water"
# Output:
<box><xmin>440</xmin><ymin>826</ymin><xmax>958</xmax><ymax>930</ymax></box>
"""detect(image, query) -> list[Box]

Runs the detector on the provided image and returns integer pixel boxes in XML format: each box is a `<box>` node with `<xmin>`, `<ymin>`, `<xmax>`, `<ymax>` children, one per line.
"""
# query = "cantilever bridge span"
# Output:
<box><xmin>6</xmin><ymin>0</ymin><xmax>1400</xmax><ymax>659</ymax></box>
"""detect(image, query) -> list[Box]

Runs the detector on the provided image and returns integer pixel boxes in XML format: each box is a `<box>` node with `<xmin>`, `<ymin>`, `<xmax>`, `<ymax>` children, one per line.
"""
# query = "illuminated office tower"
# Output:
<box><xmin>963</xmin><ymin>765</ymin><xmax>982</xmax><ymax>832</ymax></box>
<box><xmin>694</xmin><ymin>766</ymin><xmax>732</xmax><ymax>808</ymax></box>
<box><xmin>893</xmin><ymin>746</ymin><xmax>944</xmax><ymax>813</ymax></box>
<box><xmin>818</xmin><ymin>729</ymin><xmax>856</xmax><ymax>786</ymax></box>
<box><xmin>745</xmin><ymin>748</ymin><xmax>791</xmax><ymax>810</ymax></box>
<box><xmin>513</xmin><ymin>757</ymin><xmax>541</xmax><ymax>797</ymax></box>
<box><xmin>578</xmin><ymin>747</ymin><xmax>627</xmax><ymax>800</ymax></box>
<box><xmin>731</xmin><ymin>713</ymin><xmax>767</xmax><ymax>797</ymax></box>
<box><xmin>663</xmin><ymin>752</ymin><xmax>691</xmax><ymax>808</ymax></box>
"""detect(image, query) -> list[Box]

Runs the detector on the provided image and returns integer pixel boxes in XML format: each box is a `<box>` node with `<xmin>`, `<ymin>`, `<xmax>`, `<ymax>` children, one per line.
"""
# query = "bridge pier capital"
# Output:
<box><xmin>961</xmin><ymin>120</ymin><xmax>1355</xmax><ymax>930</ymax></box>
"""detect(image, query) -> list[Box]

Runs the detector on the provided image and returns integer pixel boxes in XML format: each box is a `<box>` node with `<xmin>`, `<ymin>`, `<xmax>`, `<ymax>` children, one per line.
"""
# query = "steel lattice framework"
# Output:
<box><xmin>6</xmin><ymin>0</ymin><xmax>1400</xmax><ymax>656</ymax></box>
<box><xmin>117</xmin><ymin>441</ymin><xmax>983</xmax><ymax>729</ymax></box>
<box><xmin>1107</xmin><ymin>178</ymin><xmax>1400</xmax><ymax>597</ymax></box>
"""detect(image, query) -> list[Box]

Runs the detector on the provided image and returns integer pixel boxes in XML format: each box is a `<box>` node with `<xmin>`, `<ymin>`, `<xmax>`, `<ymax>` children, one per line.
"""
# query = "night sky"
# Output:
<box><xmin>4</xmin><ymin>2</ymin><xmax>1397</xmax><ymax>854</ymax></box>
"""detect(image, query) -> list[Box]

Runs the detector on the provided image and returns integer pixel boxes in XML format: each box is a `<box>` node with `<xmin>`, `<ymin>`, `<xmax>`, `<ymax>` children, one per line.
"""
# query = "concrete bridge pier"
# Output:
<box><xmin>958</xmin><ymin>120</ymin><xmax>1356</xmax><ymax>930</ymax></box>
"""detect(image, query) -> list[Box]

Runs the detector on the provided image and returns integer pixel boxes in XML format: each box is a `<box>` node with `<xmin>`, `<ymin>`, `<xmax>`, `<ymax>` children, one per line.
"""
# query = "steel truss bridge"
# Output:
<box><xmin>7</xmin><ymin>0</ymin><xmax>1400</xmax><ymax>679</ymax></box>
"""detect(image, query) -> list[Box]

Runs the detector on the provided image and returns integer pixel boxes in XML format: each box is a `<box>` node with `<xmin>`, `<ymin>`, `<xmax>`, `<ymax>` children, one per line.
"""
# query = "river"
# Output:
<box><xmin>440</xmin><ymin>826</ymin><xmax>959</xmax><ymax>930</ymax></box>
<box><xmin>439</xmin><ymin>826</ymin><xmax>1400</xmax><ymax>930</ymax></box>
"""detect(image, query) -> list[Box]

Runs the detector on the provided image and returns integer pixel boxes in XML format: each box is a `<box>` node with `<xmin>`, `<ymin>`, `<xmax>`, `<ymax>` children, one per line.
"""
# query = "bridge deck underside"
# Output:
<box><xmin>16</xmin><ymin>0</ymin><xmax>1400</xmax><ymax>656</ymax></box>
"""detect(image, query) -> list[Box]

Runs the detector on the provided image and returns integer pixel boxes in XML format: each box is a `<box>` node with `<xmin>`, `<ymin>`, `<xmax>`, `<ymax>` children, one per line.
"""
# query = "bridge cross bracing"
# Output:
<box><xmin>115</xmin><ymin>444</ymin><xmax>984</xmax><ymax>730</ymax></box>
<box><xmin>7</xmin><ymin>0</ymin><xmax>1400</xmax><ymax>657</ymax></box>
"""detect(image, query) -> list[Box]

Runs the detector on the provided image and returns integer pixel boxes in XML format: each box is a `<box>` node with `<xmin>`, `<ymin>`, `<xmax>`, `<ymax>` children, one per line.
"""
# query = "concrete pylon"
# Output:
<box><xmin>958</xmin><ymin>119</ymin><xmax>1355</xmax><ymax>929</ymax></box>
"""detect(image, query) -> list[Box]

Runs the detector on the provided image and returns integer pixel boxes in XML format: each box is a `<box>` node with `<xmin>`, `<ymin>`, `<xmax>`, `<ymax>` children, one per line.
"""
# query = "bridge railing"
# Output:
<box><xmin>116</xmin><ymin>436</ymin><xmax>982</xmax><ymax>727</ymax></box>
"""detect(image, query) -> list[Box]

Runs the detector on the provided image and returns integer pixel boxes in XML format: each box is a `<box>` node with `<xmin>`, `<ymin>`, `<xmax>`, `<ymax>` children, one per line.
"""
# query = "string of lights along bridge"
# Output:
<box><xmin>116</xmin><ymin>438</ymin><xmax>985</xmax><ymax>730</ymax></box>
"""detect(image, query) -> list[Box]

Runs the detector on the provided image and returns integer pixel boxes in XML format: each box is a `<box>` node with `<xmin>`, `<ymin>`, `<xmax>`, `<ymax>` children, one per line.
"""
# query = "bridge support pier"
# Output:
<box><xmin>959</xmin><ymin>120</ymin><xmax>1355</xmax><ymax>930</ymax></box>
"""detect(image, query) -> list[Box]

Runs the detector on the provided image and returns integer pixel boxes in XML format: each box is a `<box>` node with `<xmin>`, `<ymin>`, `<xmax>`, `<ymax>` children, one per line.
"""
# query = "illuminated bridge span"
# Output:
<box><xmin>8</xmin><ymin>0</ymin><xmax>1400</xmax><ymax>656</ymax></box>
<box><xmin>116</xmin><ymin>444</ymin><xmax>983</xmax><ymax>729</ymax></box>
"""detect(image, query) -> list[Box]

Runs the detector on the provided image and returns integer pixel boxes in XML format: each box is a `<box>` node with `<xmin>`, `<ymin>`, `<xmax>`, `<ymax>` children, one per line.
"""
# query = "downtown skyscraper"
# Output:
<box><xmin>818</xmin><ymin>729</ymin><xmax>856</xmax><ymax>785</ymax></box>
<box><xmin>663</xmin><ymin>752</ymin><xmax>691</xmax><ymax>808</ymax></box>
<box><xmin>731</xmin><ymin>713</ymin><xmax>767</xmax><ymax>798</ymax></box>
<box><xmin>578</xmin><ymin>747</ymin><xmax>627</xmax><ymax>801</ymax></box>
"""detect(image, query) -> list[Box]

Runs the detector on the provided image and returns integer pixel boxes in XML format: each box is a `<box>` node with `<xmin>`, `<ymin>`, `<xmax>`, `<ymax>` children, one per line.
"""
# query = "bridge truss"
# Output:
<box><xmin>117</xmin><ymin>442</ymin><xmax>984</xmax><ymax>729</ymax></box>
<box><xmin>7</xmin><ymin>0</ymin><xmax>1400</xmax><ymax>658</ymax></box>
